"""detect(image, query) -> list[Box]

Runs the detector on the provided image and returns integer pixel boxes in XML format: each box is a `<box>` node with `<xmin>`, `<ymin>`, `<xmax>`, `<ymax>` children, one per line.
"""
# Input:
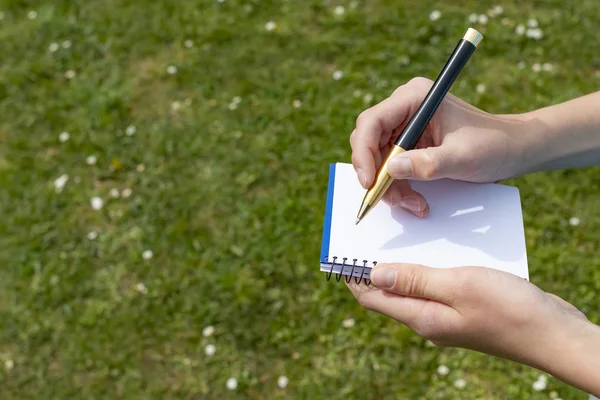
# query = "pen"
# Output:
<box><xmin>355</xmin><ymin>27</ymin><xmax>483</xmax><ymax>224</ymax></box>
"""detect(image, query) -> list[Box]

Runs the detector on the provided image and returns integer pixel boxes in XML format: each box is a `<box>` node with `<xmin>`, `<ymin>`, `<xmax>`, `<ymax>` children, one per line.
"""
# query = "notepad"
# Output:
<box><xmin>320</xmin><ymin>162</ymin><xmax>529</xmax><ymax>282</ymax></box>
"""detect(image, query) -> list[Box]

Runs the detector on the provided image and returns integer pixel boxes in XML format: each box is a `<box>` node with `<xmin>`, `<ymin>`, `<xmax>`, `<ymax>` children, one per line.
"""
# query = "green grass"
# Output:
<box><xmin>0</xmin><ymin>0</ymin><xmax>599</xmax><ymax>398</ymax></box>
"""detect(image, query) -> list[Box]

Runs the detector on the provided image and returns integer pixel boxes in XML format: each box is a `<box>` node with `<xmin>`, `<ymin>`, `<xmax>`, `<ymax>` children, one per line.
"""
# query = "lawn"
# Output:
<box><xmin>1</xmin><ymin>0</ymin><xmax>600</xmax><ymax>399</ymax></box>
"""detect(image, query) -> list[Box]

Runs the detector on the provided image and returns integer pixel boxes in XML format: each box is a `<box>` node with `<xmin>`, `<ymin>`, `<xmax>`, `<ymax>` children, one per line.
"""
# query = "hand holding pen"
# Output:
<box><xmin>351</xmin><ymin>28</ymin><xmax>529</xmax><ymax>221</ymax></box>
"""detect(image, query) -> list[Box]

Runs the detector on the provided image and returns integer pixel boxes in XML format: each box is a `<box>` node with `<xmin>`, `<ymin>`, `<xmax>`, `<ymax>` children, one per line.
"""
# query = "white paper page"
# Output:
<box><xmin>323</xmin><ymin>163</ymin><xmax>528</xmax><ymax>280</ymax></box>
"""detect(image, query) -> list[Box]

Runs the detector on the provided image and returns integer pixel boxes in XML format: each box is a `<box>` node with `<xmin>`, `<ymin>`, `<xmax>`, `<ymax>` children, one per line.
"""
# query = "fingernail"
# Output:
<box><xmin>371</xmin><ymin>267</ymin><xmax>396</xmax><ymax>288</ymax></box>
<box><xmin>400</xmin><ymin>197</ymin><xmax>421</xmax><ymax>212</ymax></box>
<box><xmin>389</xmin><ymin>156</ymin><xmax>413</xmax><ymax>177</ymax></box>
<box><xmin>356</xmin><ymin>168</ymin><xmax>367</xmax><ymax>187</ymax></box>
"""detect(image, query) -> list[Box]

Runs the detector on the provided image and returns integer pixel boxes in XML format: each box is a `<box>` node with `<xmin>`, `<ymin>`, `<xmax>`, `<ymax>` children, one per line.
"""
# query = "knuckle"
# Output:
<box><xmin>355</xmin><ymin>109</ymin><xmax>373</xmax><ymax>128</ymax></box>
<box><xmin>407</xmin><ymin>76</ymin><xmax>433</xmax><ymax>90</ymax></box>
<box><xmin>421</xmin><ymin>151</ymin><xmax>440</xmax><ymax>179</ymax></box>
<box><xmin>351</xmin><ymin>151</ymin><xmax>361</xmax><ymax>168</ymax></box>
<box><xmin>401</xmin><ymin>267</ymin><xmax>427</xmax><ymax>297</ymax></box>
<box><xmin>349</xmin><ymin>129</ymin><xmax>356</xmax><ymax>147</ymax></box>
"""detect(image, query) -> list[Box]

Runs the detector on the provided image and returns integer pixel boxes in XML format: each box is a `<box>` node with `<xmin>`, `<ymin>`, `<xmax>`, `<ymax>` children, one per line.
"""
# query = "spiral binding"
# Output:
<box><xmin>323</xmin><ymin>256</ymin><xmax>376</xmax><ymax>285</ymax></box>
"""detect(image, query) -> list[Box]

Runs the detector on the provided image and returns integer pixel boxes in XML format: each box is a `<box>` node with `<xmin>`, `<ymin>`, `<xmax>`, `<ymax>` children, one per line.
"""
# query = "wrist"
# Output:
<box><xmin>510</xmin><ymin>110</ymin><xmax>555</xmax><ymax>176</ymax></box>
<box><xmin>494</xmin><ymin>112</ymin><xmax>546</xmax><ymax>179</ymax></box>
<box><xmin>533</xmin><ymin>315</ymin><xmax>600</xmax><ymax>396</ymax></box>
<box><xmin>508</xmin><ymin>91</ymin><xmax>600</xmax><ymax>175</ymax></box>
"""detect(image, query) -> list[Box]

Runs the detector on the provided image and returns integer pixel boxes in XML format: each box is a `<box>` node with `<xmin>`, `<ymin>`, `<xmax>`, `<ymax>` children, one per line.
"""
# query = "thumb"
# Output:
<box><xmin>387</xmin><ymin>147</ymin><xmax>465</xmax><ymax>181</ymax></box>
<box><xmin>370</xmin><ymin>263</ymin><xmax>458</xmax><ymax>304</ymax></box>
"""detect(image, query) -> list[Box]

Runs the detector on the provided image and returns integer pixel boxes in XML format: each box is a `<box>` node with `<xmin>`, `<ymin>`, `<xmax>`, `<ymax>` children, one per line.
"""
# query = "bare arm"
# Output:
<box><xmin>519</xmin><ymin>91</ymin><xmax>600</xmax><ymax>173</ymax></box>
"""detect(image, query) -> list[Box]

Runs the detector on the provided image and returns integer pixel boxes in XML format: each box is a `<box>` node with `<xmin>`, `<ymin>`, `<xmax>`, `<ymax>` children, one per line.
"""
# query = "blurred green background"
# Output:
<box><xmin>1</xmin><ymin>0</ymin><xmax>599</xmax><ymax>399</ymax></box>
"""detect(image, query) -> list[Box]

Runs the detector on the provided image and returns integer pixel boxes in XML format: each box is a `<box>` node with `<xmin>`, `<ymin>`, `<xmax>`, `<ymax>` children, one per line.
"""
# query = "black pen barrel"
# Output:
<box><xmin>395</xmin><ymin>39</ymin><xmax>477</xmax><ymax>150</ymax></box>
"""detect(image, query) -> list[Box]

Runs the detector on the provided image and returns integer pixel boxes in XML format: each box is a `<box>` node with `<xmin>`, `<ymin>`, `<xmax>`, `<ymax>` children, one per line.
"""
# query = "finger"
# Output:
<box><xmin>345</xmin><ymin>280</ymin><xmax>459</xmax><ymax>337</ymax></box>
<box><xmin>350</xmin><ymin>83</ymin><xmax>423</xmax><ymax>188</ymax></box>
<box><xmin>387</xmin><ymin>147</ymin><xmax>471</xmax><ymax>181</ymax></box>
<box><xmin>369</xmin><ymin>263</ymin><xmax>460</xmax><ymax>304</ymax></box>
<box><xmin>381</xmin><ymin>180</ymin><xmax>430</xmax><ymax>218</ymax></box>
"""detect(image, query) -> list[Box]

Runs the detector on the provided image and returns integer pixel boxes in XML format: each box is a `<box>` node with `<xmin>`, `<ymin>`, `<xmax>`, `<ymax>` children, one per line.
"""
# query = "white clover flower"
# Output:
<box><xmin>353</xmin><ymin>89</ymin><xmax>361</xmax><ymax>97</ymax></box>
<box><xmin>48</xmin><ymin>42</ymin><xmax>59</xmax><ymax>52</ymax></box>
<box><xmin>171</xmin><ymin>101</ymin><xmax>181</xmax><ymax>111</ymax></box>
<box><xmin>59</xmin><ymin>131</ymin><xmax>70</xmax><ymax>142</ymax></box>
<box><xmin>136</xmin><ymin>164</ymin><xmax>145</xmax><ymax>172</ymax></box>
<box><xmin>332</xmin><ymin>70</ymin><xmax>343</xmax><ymax>80</ymax></box>
<box><xmin>437</xmin><ymin>365</ymin><xmax>449</xmax><ymax>376</ymax></box>
<box><xmin>232</xmin><ymin>96</ymin><xmax>242</xmax><ymax>104</ymax></box>
<box><xmin>542</xmin><ymin>63</ymin><xmax>553</xmax><ymax>71</ymax></box>
<box><xmin>569</xmin><ymin>217</ymin><xmax>580</xmax><ymax>226</ymax></box>
<box><xmin>334</xmin><ymin>6</ymin><xmax>345</xmax><ymax>15</ymax></box>
<box><xmin>86</xmin><ymin>155</ymin><xmax>97</xmax><ymax>165</ymax></box>
<box><xmin>125</xmin><ymin>125</ymin><xmax>136</xmax><ymax>136</ymax></box>
<box><xmin>184</xmin><ymin>39</ymin><xmax>193</xmax><ymax>48</ymax></box>
<box><xmin>54</xmin><ymin>174</ymin><xmax>69</xmax><ymax>193</ymax></box>
<box><xmin>87</xmin><ymin>231</ymin><xmax>98</xmax><ymax>240</ymax></box>
<box><xmin>532</xmin><ymin>63</ymin><xmax>541</xmax><ymax>73</ymax></box>
<box><xmin>167</xmin><ymin>65</ymin><xmax>177</xmax><ymax>75</ymax></box>
<box><xmin>477</xmin><ymin>14</ymin><xmax>488</xmax><ymax>24</ymax></box>
<box><xmin>342</xmin><ymin>318</ymin><xmax>355</xmax><ymax>328</ymax></box>
<box><xmin>265</xmin><ymin>21</ymin><xmax>276</xmax><ymax>31</ymax></box>
<box><xmin>292</xmin><ymin>100</ymin><xmax>302</xmax><ymax>108</ymax></box>
<box><xmin>204</xmin><ymin>344</ymin><xmax>216</xmax><ymax>356</ymax></box>
<box><xmin>4</xmin><ymin>360</ymin><xmax>14</xmax><ymax>371</ymax></box>
<box><xmin>226</xmin><ymin>377</ymin><xmax>238</xmax><ymax>390</ymax></box>
<box><xmin>142</xmin><ymin>250</ymin><xmax>153</xmax><ymax>260</ymax></box>
<box><xmin>62</xmin><ymin>40</ymin><xmax>71</xmax><ymax>49</ymax></box>
<box><xmin>122</xmin><ymin>188</ymin><xmax>132</xmax><ymax>198</ymax></box>
<box><xmin>91</xmin><ymin>197</ymin><xmax>103</xmax><ymax>210</ymax></box>
<box><xmin>27</xmin><ymin>10</ymin><xmax>37</xmax><ymax>20</ymax></box>
<box><xmin>134</xmin><ymin>282</ymin><xmax>148</xmax><ymax>294</ymax></box>
<box><xmin>476</xmin><ymin>83</ymin><xmax>486</xmax><ymax>94</ymax></box>
<box><xmin>516</xmin><ymin>24</ymin><xmax>525</xmax><ymax>35</ymax></box>
<box><xmin>228</xmin><ymin>102</ymin><xmax>237</xmax><ymax>110</ymax></box>
<box><xmin>109</xmin><ymin>188</ymin><xmax>120</xmax><ymax>198</ymax></box>
<box><xmin>429</xmin><ymin>10</ymin><xmax>441</xmax><ymax>21</ymax></box>
<box><xmin>203</xmin><ymin>326</ymin><xmax>215</xmax><ymax>337</ymax></box>
<box><xmin>65</xmin><ymin>70</ymin><xmax>76</xmax><ymax>79</ymax></box>
<box><xmin>526</xmin><ymin>28</ymin><xmax>543</xmax><ymax>39</ymax></box>
<box><xmin>517</xmin><ymin>61</ymin><xmax>526</xmax><ymax>69</ymax></box>
<box><xmin>363</xmin><ymin>93</ymin><xmax>373</xmax><ymax>103</ymax></box>
<box><xmin>468</xmin><ymin>13</ymin><xmax>477</xmax><ymax>23</ymax></box>
<box><xmin>532</xmin><ymin>378</ymin><xmax>546</xmax><ymax>391</ymax></box>
<box><xmin>454</xmin><ymin>378</ymin><xmax>466</xmax><ymax>389</ymax></box>
<box><xmin>527</xmin><ymin>18</ymin><xmax>538</xmax><ymax>28</ymax></box>
<box><xmin>277</xmin><ymin>375</ymin><xmax>289</xmax><ymax>388</ymax></box>
<box><xmin>399</xmin><ymin>55</ymin><xmax>410</xmax><ymax>65</ymax></box>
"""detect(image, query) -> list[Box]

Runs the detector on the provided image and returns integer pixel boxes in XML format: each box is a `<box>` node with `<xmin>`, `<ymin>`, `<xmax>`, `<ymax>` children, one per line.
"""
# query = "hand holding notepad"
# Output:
<box><xmin>320</xmin><ymin>163</ymin><xmax>529</xmax><ymax>282</ymax></box>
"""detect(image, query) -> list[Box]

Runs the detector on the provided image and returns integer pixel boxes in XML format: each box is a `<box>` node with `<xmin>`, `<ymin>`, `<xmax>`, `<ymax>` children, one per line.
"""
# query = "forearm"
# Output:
<box><xmin>535</xmin><ymin>317</ymin><xmax>600</xmax><ymax>396</ymax></box>
<box><xmin>518</xmin><ymin>91</ymin><xmax>600</xmax><ymax>174</ymax></box>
